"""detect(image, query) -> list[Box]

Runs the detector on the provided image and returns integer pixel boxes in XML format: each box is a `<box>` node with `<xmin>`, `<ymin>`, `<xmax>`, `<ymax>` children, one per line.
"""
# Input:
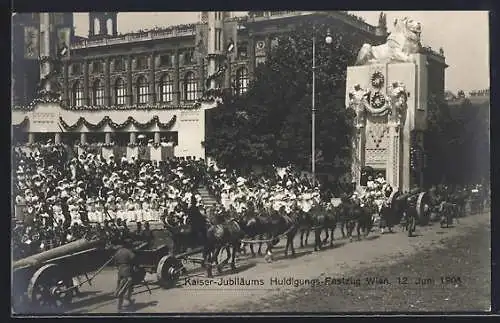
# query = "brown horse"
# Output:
<box><xmin>262</xmin><ymin>207</ymin><xmax>299</xmax><ymax>262</ymax></box>
<box><xmin>311</xmin><ymin>203</ymin><xmax>339</xmax><ymax>251</ymax></box>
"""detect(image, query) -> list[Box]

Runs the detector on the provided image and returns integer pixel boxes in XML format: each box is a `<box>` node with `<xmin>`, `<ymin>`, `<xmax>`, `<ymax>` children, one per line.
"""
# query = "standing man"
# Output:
<box><xmin>114</xmin><ymin>239</ymin><xmax>136</xmax><ymax>311</ymax></box>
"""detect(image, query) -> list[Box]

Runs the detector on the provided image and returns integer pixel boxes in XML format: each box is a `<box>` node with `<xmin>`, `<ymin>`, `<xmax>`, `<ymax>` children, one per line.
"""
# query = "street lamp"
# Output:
<box><xmin>311</xmin><ymin>27</ymin><xmax>332</xmax><ymax>186</ymax></box>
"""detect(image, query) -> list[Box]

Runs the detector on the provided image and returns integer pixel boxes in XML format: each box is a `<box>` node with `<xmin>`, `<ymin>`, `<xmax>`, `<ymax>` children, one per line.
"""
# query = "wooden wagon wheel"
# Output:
<box><xmin>27</xmin><ymin>264</ymin><xmax>74</xmax><ymax>312</ymax></box>
<box><xmin>416</xmin><ymin>192</ymin><xmax>429</xmax><ymax>225</ymax></box>
<box><xmin>156</xmin><ymin>255</ymin><xmax>183</xmax><ymax>289</ymax></box>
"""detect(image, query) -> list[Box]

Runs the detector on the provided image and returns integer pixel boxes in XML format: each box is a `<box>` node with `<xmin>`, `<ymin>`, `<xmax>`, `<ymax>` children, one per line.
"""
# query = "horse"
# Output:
<box><xmin>238</xmin><ymin>206</ymin><xmax>268</xmax><ymax>257</ymax></box>
<box><xmin>311</xmin><ymin>203</ymin><xmax>339</xmax><ymax>251</ymax></box>
<box><xmin>262</xmin><ymin>207</ymin><xmax>299</xmax><ymax>262</ymax></box>
<box><xmin>343</xmin><ymin>200</ymin><xmax>374</xmax><ymax>241</ymax></box>
<box><xmin>379</xmin><ymin>190</ymin><xmax>406</xmax><ymax>233</ymax></box>
<box><xmin>297</xmin><ymin>207</ymin><xmax>314</xmax><ymax>248</ymax></box>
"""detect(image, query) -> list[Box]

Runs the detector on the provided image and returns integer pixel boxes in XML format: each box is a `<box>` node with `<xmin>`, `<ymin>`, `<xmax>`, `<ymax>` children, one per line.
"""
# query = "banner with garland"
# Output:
<box><xmin>59</xmin><ymin>115</ymin><xmax>177</xmax><ymax>131</ymax></box>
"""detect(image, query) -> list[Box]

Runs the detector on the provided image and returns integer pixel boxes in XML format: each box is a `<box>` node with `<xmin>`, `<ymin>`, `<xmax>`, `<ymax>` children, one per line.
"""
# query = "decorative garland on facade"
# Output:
<box><xmin>61</xmin><ymin>104</ymin><xmax>198</xmax><ymax>111</ymax></box>
<box><xmin>59</xmin><ymin>115</ymin><xmax>177</xmax><ymax>131</ymax></box>
<box><xmin>363</xmin><ymin>91</ymin><xmax>391</xmax><ymax>116</ymax></box>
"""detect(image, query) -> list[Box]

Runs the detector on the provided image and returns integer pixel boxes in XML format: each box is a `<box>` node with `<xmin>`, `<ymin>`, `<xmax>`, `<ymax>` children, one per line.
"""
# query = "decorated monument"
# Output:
<box><xmin>346</xmin><ymin>16</ymin><xmax>429</xmax><ymax>192</ymax></box>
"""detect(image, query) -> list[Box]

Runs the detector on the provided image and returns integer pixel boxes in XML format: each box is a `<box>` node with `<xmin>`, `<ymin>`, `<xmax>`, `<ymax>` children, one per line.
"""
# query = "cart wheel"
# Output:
<box><xmin>157</xmin><ymin>255</ymin><xmax>183</xmax><ymax>289</ymax></box>
<box><xmin>27</xmin><ymin>264</ymin><xmax>73</xmax><ymax>312</ymax></box>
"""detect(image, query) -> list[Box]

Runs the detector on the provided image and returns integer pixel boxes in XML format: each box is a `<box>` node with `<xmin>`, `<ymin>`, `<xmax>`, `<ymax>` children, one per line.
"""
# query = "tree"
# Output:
<box><xmin>206</xmin><ymin>19</ymin><xmax>374</xmax><ymax>182</ymax></box>
<box><xmin>425</xmin><ymin>94</ymin><xmax>490</xmax><ymax>185</ymax></box>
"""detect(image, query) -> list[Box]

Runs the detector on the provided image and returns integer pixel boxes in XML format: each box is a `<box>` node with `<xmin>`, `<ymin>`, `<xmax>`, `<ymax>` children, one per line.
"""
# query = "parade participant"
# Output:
<box><xmin>141</xmin><ymin>221</ymin><xmax>154</xmax><ymax>248</ymax></box>
<box><xmin>113</xmin><ymin>239</ymin><xmax>136</xmax><ymax>311</ymax></box>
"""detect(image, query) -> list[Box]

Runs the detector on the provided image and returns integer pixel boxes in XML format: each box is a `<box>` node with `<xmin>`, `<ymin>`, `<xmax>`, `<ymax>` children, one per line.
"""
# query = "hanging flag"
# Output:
<box><xmin>226</xmin><ymin>38</ymin><xmax>235</xmax><ymax>53</ymax></box>
<box><xmin>57</xmin><ymin>27</ymin><xmax>71</xmax><ymax>58</ymax></box>
<box><xmin>24</xmin><ymin>26</ymin><xmax>39</xmax><ymax>59</ymax></box>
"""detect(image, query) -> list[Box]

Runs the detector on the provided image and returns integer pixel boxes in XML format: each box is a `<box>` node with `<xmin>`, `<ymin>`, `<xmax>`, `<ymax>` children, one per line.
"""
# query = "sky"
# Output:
<box><xmin>72</xmin><ymin>11</ymin><xmax>490</xmax><ymax>94</ymax></box>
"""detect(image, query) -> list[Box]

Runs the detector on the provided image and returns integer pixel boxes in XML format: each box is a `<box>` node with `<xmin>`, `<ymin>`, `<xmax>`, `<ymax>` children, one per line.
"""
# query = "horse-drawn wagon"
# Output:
<box><xmin>12</xmin><ymin>222</ymin><xmax>226</xmax><ymax>313</ymax></box>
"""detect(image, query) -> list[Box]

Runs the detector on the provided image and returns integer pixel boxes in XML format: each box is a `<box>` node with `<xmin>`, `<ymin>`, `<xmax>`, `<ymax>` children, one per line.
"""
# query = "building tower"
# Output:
<box><xmin>88</xmin><ymin>12</ymin><xmax>118</xmax><ymax>37</ymax></box>
<box><xmin>206</xmin><ymin>11</ymin><xmax>227</xmax><ymax>89</ymax></box>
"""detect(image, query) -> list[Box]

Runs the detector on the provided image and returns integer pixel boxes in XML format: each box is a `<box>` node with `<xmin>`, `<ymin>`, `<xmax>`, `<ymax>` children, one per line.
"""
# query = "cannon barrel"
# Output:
<box><xmin>13</xmin><ymin>238</ymin><xmax>106</xmax><ymax>271</ymax></box>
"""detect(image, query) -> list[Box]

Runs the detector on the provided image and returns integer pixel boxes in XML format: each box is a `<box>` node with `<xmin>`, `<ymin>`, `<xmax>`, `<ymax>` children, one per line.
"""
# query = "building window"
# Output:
<box><xmin>72</xmin><ymin>81</ymin><xmax>84</xmax><ymax>107</ymax></box>
<box><xmin>237</xmin><ymin>43</ymin><xmax>248</xmax><ymax>59</ymax></box>
<box><xmin>92</xmin><ymin>61</ymin><xmax>103</xmax><ymax>74</ymax></box>
<box><xmin>115</xmin><ymin>78</ymin><xmax>126</xmax><ymax>105</ymax></box>
<box><xmin>184</xmin><ymin>72</ymin><xmax>197</xmax><ymax>102</ymax></box>
<box><xmin>137</xmin><ymin>76</ymin><xmax>149</xmax><ymax>104</ymax></box>
<box><xmin>159</xmin><ymin>75</ymin><xmax>174</xmax><ymax>103</ymax></box>
<box><xmin>160</xmin><ymin>54</ymin><xmax>173</xmax><ymax>67</ymax></box>
<box><xmin>71</xmin><ymin>63</ymin><xmax>81</xmax><ymax>75</ymax></box>
<box><xmin>92</xmin><ymin>79</ymin><xmax>104</xmax><ymax>105</ymax></box>
<box><xmin>114</xmin><ymin>58</ymin><xmax>125</xmax><ymax>72</ymax></box>
<box><xmin>235</xmin><ymin>67</ymin><xmax>249</xmax><ymax>95</ymax></box>
<box><xmin>136</xmin><ymin>56</ymin><xmax>148</xmax><ymax>70</ymax></box>
<box><xmin>215</xmin><ymin>29</ymin><xmax>222</xmax><ymax>51</ymax></box>
<box><xmin>183</xmin><ymin>50</ymin><xmax>195</xmax><ymax>65</ymax></box>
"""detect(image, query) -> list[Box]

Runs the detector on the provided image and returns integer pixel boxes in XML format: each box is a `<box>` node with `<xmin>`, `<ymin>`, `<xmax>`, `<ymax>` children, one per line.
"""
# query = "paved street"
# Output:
<box><xmin>64</xmin><ymin>211</ymin><xmax>490</xmax><ymax>313</ymax></box>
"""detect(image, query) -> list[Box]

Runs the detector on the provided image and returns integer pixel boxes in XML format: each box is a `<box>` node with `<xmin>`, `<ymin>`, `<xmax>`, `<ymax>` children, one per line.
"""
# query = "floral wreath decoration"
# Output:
<box><xmin>370</xmin><ymin>71</ymin><xmax>385</xmax><ymax>89</ymax></box>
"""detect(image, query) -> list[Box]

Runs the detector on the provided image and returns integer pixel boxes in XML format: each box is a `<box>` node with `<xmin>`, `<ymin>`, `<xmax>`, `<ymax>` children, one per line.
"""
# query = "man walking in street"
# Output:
<box><xmin>114</xmin><ymin>239</ymin><xmax>136</xmax><ymax>312</ymax></box>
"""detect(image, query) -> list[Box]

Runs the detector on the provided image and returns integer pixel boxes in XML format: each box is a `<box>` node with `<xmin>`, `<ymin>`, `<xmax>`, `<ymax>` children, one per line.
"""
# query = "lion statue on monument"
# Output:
<box><xmin>355</xmin><ymin>17</ymin><xmax>422</xmax><ymax>65</ymax></box>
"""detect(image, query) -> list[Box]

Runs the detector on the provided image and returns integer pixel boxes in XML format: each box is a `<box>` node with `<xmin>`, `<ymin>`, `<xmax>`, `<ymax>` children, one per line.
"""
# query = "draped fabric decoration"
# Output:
<box><xmin>363</xmin><ymin>91</ymin><xmax>391</xmax><ymax>117</ymax></box>
<box><xmin>60</xmin><ymin>104</ymin><xmax>198</xmax><ymax>111</ymax></box>
<box><xmin>59</xmin><ymin>115</ymin><xmax>177</xmax><ymax>131</ymax></box>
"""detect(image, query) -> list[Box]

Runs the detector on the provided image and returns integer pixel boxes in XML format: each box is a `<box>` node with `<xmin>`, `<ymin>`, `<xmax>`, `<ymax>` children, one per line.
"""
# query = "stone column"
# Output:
<box><xmin>28</xmin><ymin>133</ymin><xmax>35</xmax><ymax>144</ymax></box>
<box><xmin>126</xmin><ymin>56</ymin><xmax>133</xmax><ymax>105</ymax></box>
<box><xmin>149</xmin><ymin>53</ymin><xmax>156</xmax><ymax>104</ymax></box>
<box><xmin>54</xmin><ymin>133</ymin><xmax>61</xmax><ymax>144</ymax></box>
<box><xmin>198</xmin><ymin>58</ymin><xmax>205</xmax><ymax>95</ymax></box>
<box><xmin>154</xmin><ymin>132</ymin><xmax>161</xmax><ymax>144</ymax></box>
<box><xmin>387</xmin><ymin>123</ymin><xmax>401</xmax><ymax>190</ymax></box>
<box><xmin>62</xmin><ymin>60</ymin><xmax>69</xmax><ymax>106</ymax></box>
<box><xmin>173</xmin><ymin>50</ymin><xmax>180</xmax><ymax>104</ymax></box>
<box><xmin>83</xmin><ymin>60</ymin><xmax>90</xmax><ymax>105</ymax></box>
<box><xmin>105</xmin><ymin>133</ymin><xmax>111</xmax><ymax>144</ymax></box>
<box><xmin>80</xmin><ymin>133</ymin><xmax>87</xmax><ymax>144</ymax></box>
<box><xmin>224</xmin><ymin>55</ymin><xmax>232</xmax><ymax>89</ymax></box>
<box><xmin>248</xmin><ymin>35</ymin><xmax>256</xmax><ymax>81</ymax></box>
<box><xmin>354</xmin><ymin>126</ymin><xmax>366</xmax><ymax>188</ymax></box>
<box><xmin>104</xmin><ymin>57</ymin><xmax>111</xmax><ymax>106</ymax></box>
<box><xmin>129</xmin><ymin>132</ymin><xmax>136</xmax><ymax>144</ymax></box>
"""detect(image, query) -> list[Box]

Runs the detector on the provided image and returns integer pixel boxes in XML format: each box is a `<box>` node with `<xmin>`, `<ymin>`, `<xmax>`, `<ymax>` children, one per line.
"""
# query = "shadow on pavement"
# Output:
<box><xmin>216</xmin><ymin>262</ymin><xmax>257</xmax><ymax>276</ymax></box>
<box><xmin>364</xmin><ymin>235</ymin><xmax>381</xmax><ymax>241</ymax></box>
<box><xmin>271</xmin><ymin>250</ymin><xmax>313</xmax><ymax>262</ymax></box>
<box><xmin>120</xmin><ymin>301</ymin><xmax>158</xmax><ymax>313</ymax></box>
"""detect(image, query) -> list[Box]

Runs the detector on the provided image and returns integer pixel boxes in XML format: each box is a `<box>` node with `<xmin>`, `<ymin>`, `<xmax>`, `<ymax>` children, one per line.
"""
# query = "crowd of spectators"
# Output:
<box><xmin>12</xmin><ymin>141</ymin><xmax>489</xmax><ymax>260</ymax></box>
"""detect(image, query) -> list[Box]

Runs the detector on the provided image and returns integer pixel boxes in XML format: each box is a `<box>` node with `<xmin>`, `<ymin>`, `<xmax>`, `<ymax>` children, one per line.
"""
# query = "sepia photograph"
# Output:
<box><xmin>11</xmin><ymin>10</ymin><xmax>491</xmax><ymax>315</ymax></box>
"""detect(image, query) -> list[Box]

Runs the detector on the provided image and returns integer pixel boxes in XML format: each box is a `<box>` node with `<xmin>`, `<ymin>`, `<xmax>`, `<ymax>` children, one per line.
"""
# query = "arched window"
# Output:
<box><xmin>92</xmin><ymin>80</ymin><xmax>104</xmax><ymax>105</ymax></box>
<box><xmin>159</xmin><ymin>75</ymin><xmax>174</xmax><ymax>103</ymax></box>
<box><xmin>184</xmin><ymin>72</ymin><xmax>197</xmax><ymax>102</ymax></box>
<box><xmin>115</xmin><ymin>78</ymin><xmax>126</xmax><ymax>105</ymax></box>
<box><xmin>235</xmin><ymin>67</ymin><xmax>249</xmax><ymax>95</ymax></box>
<box><xmin>94</xmin><ymin>18</ymin><xmax>100</xmax><ymax>35</ymax></box>
<box><xmin>72</xmin><ymin>81</ymin><xmax>84</xmax><ymax>106</ymax></box>
<box><xmin>107</xmin><ymin>18</ymin><xmax>113</xmax><ymax>36</ymax></box>
<box><xmin>136</xmin><ymin>76</ymin><xmax>149</xmax><ymax>104</ymax></box>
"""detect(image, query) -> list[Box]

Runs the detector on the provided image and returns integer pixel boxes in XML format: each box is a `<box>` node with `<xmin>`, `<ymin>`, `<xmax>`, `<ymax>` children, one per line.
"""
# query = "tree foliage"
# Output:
<box><xmin>206</xmin><ymin>21</ymin><xmax>372</xmax><ymax>182</ymax></box>
<box><xmin>425</xmin><ymin>95</ymin><xmax>490</xmax><ymax>185</ymax></box>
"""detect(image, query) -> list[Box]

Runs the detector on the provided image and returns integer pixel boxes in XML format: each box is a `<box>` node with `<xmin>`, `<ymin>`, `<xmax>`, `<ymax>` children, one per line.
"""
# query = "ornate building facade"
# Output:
<box><xmin>11</xmin><ymin>11</ymin><xmax>446</xmax><ymax>161</ymax></box>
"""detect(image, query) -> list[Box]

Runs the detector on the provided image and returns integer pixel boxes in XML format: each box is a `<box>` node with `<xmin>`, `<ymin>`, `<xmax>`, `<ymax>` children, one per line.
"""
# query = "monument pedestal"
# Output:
<box><xmin>346</xmin><ymin>55</ymin><xmax>428</xmax><ymax>192</ymax></box>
